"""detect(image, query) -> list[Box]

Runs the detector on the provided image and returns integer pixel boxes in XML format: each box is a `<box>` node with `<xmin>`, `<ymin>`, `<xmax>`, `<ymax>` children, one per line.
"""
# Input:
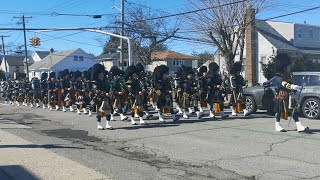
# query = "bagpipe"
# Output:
<box><xmin>206</xmin><ymin>85</ymin><xmax>223</xmax><ymax>114</ymax></box>
<box><xmin>163</xmin><ymin>94</ymin><xmax>173</xmax><ymax>114</ymax></box>
<box><xmin>231</xmin><ymin>87</ymin><xmax>244</xmax><ymax>113</ymax></box>
<box><xmin>132</xmin><ymin>92</ymin><xmax>143</xmax><ymax>113</ymax></box>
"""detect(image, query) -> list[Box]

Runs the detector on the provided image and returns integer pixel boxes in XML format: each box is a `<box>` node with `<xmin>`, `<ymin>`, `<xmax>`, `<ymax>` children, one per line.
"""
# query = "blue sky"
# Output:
<box><xmin>1</xmin><ymin>0</ymin><xmax>320</xmax><ymax>56</ymax></box>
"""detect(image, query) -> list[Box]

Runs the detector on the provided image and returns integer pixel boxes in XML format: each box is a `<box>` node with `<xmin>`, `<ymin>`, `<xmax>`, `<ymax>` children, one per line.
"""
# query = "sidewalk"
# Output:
<box><xmin>0</xmin><ymin>118</ymin><xmax>111</xmax><ymax>180</ymax></box>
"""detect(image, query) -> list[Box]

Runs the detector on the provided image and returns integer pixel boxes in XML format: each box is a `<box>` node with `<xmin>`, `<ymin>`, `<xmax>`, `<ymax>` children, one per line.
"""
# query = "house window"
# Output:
<box><xmin>173</xmin><ymin>60</ymin><xmax>183</xmax><ymax>66</ymax></box>
<box><xmin>74</xmin><ymin>56</ymin><xmax>78</xmax><ymax>61</ymax></box>
<box><xmin>297</xmin><ymin>28</ymin><xmax>303</xmax><ymax>39</ymax></box>
<box><xmin>33</xmin><ymin>72</ymin><xmax>36</xmax><ymax>77</ymax></box>
<box><xmin>124</xmin><ymin>61</ymin><xmax>127</xmax><ymax>67</ymax></box>
<box><xmin>260</xmin><ymin>56</ymin><xmax>267</xmax><ymax>64</ymax></box>
<box><xmin>79</xmin><ymin>56</ymin><xmax>84</xmax><ymax>61</ymax></box>
<box><xmin>308</xmin><ymin>29</ymin><xmax>313</xmax><ymax>39</ymax></box>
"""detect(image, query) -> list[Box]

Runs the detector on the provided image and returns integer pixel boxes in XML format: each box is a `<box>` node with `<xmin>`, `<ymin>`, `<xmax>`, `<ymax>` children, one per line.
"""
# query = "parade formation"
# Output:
<box><xmin>0</xmin><ymin>54</ymin><xmax>308</xmax><ymax>132</ymax></box>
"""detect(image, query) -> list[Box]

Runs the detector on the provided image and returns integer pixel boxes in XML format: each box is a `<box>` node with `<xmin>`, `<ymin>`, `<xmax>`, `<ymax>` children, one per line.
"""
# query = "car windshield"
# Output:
<box><xmin>309</xmin><ymin>75</ymin><xmax>320</xmax><ymax>86</ymax></box>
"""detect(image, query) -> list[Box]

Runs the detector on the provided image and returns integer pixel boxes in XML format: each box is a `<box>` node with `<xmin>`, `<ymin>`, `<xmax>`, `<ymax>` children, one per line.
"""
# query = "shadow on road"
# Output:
<box><xmin>115</xmin><ymin>123</ymin><xmax>179</xmax><ymax>130</ymax></box>
<box><xmin>0</xmin><ymin>144</ymin><xmax>85</xmax><ymax>150</ymax></box>
<box><xmin>0</xmin><ymin>165</ymin><xmax>39</xmax><ymax>180</ymax></box>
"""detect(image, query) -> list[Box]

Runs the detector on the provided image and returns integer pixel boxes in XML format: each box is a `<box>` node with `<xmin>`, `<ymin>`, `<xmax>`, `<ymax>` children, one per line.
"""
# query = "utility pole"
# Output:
<box><xmin>0</xmin><ymin>35</ymin><xmax>10</xmax><ymax>79</ymax></box>
<box><xmin>14</xmin><ymin>15</ymin><xmax>32</xmax><ymax>80</ymax></box>
<box><xmin>120</xmin><ymin>0</ymin><xmax>125</xmax><ymax>70</ymax></box>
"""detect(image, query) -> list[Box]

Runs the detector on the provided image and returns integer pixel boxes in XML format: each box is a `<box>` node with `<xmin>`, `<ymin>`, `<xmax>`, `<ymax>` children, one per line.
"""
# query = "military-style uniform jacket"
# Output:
<box><xmin>155</xmin><ymin>79</ymin><xmax>173</xmax><ymax>109</ymax></box>
<box><xmin>265</xmin><ymin>72</ymin><xmax>298</xmax><ymax>117</ymax></box>
<box><xmin>229</xmin><ymin>74</ymin><xmax>246</xmax><ymax>106</ymax></box>
<box><xmin>207</xmin><ymin>74</ymin><xmax>223</xmax><ymax>104</ymax></box>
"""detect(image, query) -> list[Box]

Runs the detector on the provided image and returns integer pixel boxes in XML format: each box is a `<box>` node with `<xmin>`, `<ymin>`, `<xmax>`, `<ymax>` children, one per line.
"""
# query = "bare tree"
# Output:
<box><xmin>125</xmin><ymin>5</ymin><xmax>179</xmax><ymax>65</ymax></box>
<box><xmin>185</xmin><ymin>0</ymin><xmax>267</xmax><ymax>72</ymax></box>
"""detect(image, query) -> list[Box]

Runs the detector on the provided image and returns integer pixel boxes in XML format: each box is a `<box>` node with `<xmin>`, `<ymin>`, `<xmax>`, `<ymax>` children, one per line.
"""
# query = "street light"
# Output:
<box><xmin>112</xmin><ymin>0</ymin><xmax>126</xmax><ymax>69</ymax></box>
<box><xmin>35</xmin><ymin>28</ymin><xmax>132</xmax><ymax>66</ymax></box>
<box><xmin>111</xmin><ymin>6</ymin><xmax>121</xmax><ymax>11</ymax></box>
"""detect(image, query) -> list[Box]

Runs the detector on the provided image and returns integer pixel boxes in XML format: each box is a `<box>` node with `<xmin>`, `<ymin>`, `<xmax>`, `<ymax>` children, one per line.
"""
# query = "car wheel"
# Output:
<box><xmin>302</xmin><ymin>98</ymin><xmax>320</xmax><ymax>119</ymax></box>
<box><xmin>245</xmin><ymin>96</ymin><xmax>257</xmax><ymax>114</ymax></box>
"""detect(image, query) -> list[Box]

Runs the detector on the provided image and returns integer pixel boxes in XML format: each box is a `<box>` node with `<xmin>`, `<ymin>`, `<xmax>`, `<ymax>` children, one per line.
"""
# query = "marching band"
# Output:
<box><xmin>1</xmin><ymin>58</ymin><xmax>307</xmax><ymax>132</ymax></box>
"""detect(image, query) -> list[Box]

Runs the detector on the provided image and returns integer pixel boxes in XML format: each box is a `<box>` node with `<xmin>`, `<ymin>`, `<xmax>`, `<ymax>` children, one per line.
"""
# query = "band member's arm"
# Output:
<box><xmin>271</xmin><ymin>76</ymin><xmax>300</xmax><ymax>91</ymax></box>
<box><xmin>229</xmin><ymin>75</ymin><xmax>237</xmax><ymax>89</ymax></box>
<box><xmin>281</xmin><ymin>81</ymin><xmax>300</xmax><ymax>91</ymax></box>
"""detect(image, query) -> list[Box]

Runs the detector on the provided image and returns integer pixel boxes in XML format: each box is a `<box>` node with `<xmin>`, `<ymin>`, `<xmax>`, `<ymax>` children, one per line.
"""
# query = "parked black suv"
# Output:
<box><xmin>243</xmin><ymin>72</ymin><xmax>320</xmax><ymax>119</ymax></box>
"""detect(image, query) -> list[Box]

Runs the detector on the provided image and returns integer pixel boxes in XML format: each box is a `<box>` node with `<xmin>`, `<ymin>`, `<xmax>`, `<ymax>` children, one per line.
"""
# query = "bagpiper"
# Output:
<box><xmin>73</xmin><ymin>70</ymin><xmax>88</xmax><ymax>115</ymax></box>
<box><xmin>196</xmin><ymin>66</ymin><xmax>208</xmax><ymax>119</ymax></box>
<box><xmin>91</xmin><ymin>64</ymin><xmax>114</xmax><ymax>130</ymax></box>
<box><xmin>48</xmin><ymin>72</ymin><xmax>59</xmax><ymax>111</ymax></box>
<box><xmin>83</xmin><ymin>70</ymin><xmax>94</xmax><ymax>116</ymax></box>
<box><xmin>179</xmin><ymin>66</ymin><xmax>197</xmax><ymax>119</ymax></box>
<box><xmin>135</xmin><ymin>63</ymin><xmax>153</xmax><ymax>119</ymax></box>
<box><xmin>109</xmin><ymin>66</ymin><xmax>128</xmax><ymax>121</ymax></box>
<box><xmin>5</xmin><ymin>80</ymin><xmax>14</xmax><ymax>105</ymax></box>
<box><xmin>264</xmin><ymin>53</ymin><xmax>307</xmax><ymax>132</ymax></box>
<box><xmin>153</xmin><ymin>65</ymin><xmax>178</xmax><ymax>122</ymax></box>
<box><xmin>124</xmin><ymin>65</ymin><xmax>147</xmax><ymax>125</ymax></box>
<box><xmin>173</xmin><ymin>69</ymin><xmax>183</xmax><ymax>115</ymax></box>
<box><xmin>30</xmin><ymin>77</ymin><xmax>41</xmax><ymax>108</ymax></box>
<box><xmin>206</xmin><ymin>62</ymin><xmax>228</xmax><ymax>119</ymax></box>
<box><xmin>229</xmin><ymin>62</ymin><xmax>249</xmax><ymax>117</ymax></box>
<box><xmin>40</xmin><ymin>72</ymin><xmax>49</xmax><ymax>109</ymax></box>
<box><xmin>60</xmin><ymin>69</ymin><xmax>74</xmax><ymax>112</ymax></box>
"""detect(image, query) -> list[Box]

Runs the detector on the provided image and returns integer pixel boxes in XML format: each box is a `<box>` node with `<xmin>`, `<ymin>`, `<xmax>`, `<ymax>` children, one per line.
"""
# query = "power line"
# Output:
<box><xmin>127</xmin><ymin>0</ymin><xmax>249</xmax><ymax>23</ymax></box>
<box><xmin>263</xmin><ymin>6</ymin><xmax>320</xmax><ymax>21</ymax></box>
<box><xmin>12</xmin><ymin>31</ymin><xmax>22</xmax><ymax>44</ymax></box>
<box><xmin>36</xmin><ymin>32</ymin><xmax>105</xmax><ymax>48</ymax></box>
<box><xmin>51</xmin><ymin>12</ymin><xmax>119</xmax><ymax>18</ymax></box>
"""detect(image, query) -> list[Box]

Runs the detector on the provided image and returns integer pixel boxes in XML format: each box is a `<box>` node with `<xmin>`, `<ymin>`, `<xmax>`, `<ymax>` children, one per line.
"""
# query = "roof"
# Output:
<box><xmin>96</xmin><ymin>52</ymin><xmax>121</xmax><ymax>61</ymax></box>
<box><xmin>1</xmin><ymin>56</ymin><xmax>25</xmax><ymax>66</ymax></box>
<box><xmin>34</xmin><ymin>51</ymin><xmax>50</xmax><ymax>59</ymax></box>
<box><xmin>255</xmin><ymin>21</ymin><xmax>298</xmax><ymax>51</ymax></box>
<box><xmin>96</xmin><ymin>52</ymin><xmax>138</xmax><ymax>62</ymax></box>
<box><xmin>29</xmin><ymin>49</ymin><xmax>78</xmax><ymax>70</ymax></box>
<box><xmin>256</xmin><ymin>21</ymin><xmax>320</xmax><ymax>55</ymax></box>
<box><xmin>151</xmin><ymin>51</ymin><xmax>198</xmax><ymax>60</ymax></box>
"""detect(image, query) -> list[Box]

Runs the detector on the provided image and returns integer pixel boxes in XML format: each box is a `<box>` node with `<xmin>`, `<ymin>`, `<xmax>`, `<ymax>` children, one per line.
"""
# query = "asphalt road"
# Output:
<box><xmin>0</xmin><ymin>102</ymin><xmax>320</xmax><ymax>180</ymax></box>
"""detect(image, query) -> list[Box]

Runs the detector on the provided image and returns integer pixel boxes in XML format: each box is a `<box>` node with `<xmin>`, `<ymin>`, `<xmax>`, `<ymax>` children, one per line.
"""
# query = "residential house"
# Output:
<box><xmin>29</xmin><ymin>48</ymin><xmax>97</xmax><ymax>80</ymax></box>
<box><xmin>244</xmin><ymin>20</ymin><xmax>320</xmax><ymax>85</ymax></box>
<box><xmin>0</xmin><ymin>56</ymin><xmax>25</xmax><ymax>78</ymax></box>
<box><xmin>31</xmin><ymin>50</ymin><xmax>50</xmax><ymax>62</ymax></box>
<box><xmin>206</xmin><ymin>19</ymin><xmax>320</xmax><ymax>86</ymax></box>
<box><xmin>148</xmin><ymin>51</ymin><xmax>198</xmax><ymax>75</ymax></box>
<box><xmin>95</xmin><ymin>52</ymin><xmax>140</xmax><ymax>71</ymax></box>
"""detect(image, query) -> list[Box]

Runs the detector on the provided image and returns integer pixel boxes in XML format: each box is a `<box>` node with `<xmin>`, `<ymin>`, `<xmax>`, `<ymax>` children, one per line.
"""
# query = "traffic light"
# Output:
<box><xmin>30</xmin><ymin>37</ymin><xmax>35</xmax><ymax>46</ymax></box>
<box><xmin>34</xmin><ymin>37</ymin><xmax>40</xmax><ymax>46</ymax></box>
<box><xmin>30</xmin><ymin>37</ymin><xmax>41</xmax><ymax>46</ymax></box>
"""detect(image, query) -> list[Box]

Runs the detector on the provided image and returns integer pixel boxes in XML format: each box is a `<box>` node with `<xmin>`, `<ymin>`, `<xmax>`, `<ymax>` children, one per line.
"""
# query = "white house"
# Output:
<box><xmin>206</xmin><ymin>19</ymin><xmax>320</xmax><ymax>86</ymax></box>
<box><xmin>0</xmin><ymin>56</ymin><xmax>25</xmax><ymax>78</ymax></box>
<box><xmin>95</xmin><ymin>52</ymin><xmax>143</xmax><ymax>71</ymax></box>
<box><xmin>31</xmin><ymin>50</ymin><xmax>50</xmax><ymax>62</ymax></box>
<box><xmin>29</xmin><ymin>48</ymin><xmax>97</xmax><ymax>80</ymax></box>
<box><xmin>244</xmin><ymin>20</ymin><xmax>320</xmax><ymax>85</ymax></box>
<box><xmin>148</xmin><ymin>51</ymin><xmax>199</xmax><ymax>75</ymax></box>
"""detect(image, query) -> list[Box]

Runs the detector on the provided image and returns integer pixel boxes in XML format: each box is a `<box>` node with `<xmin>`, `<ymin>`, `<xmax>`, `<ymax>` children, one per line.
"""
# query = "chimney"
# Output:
<box><xmin>245</xmin><ymin>8</ymin><xmax>256</xmax><ymax>87</ymax></box>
